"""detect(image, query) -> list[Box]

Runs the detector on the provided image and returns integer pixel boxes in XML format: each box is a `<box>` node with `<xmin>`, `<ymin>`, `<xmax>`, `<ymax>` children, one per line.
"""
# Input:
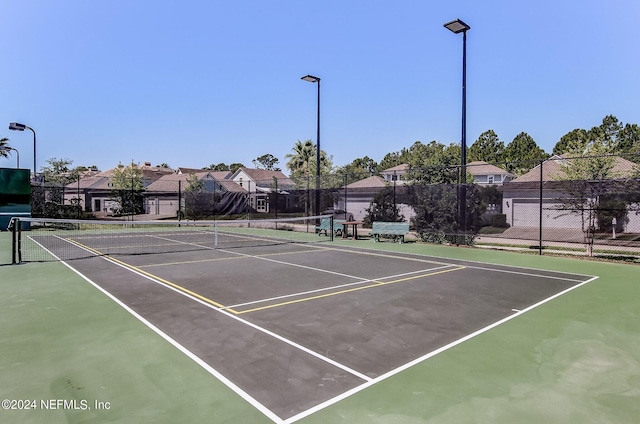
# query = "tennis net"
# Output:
<box><xmin>10</xmin><ymin>215</ymin><xmax>335</xmax><ymax>263</ymax></box>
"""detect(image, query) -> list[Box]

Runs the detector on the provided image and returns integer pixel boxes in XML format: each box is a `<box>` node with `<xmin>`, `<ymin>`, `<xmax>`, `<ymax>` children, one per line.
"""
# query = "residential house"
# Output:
<box><xmin>380</xmin><ymin>164</ymin><xmax>408</xmax><ymax>184</ymax></box>
<box><xmin>64</xmin><ymin>162</ymin><xmax>174</xmax><ymax>215</ymax></box>
<box><xmin>335</xmin><ymin>162</ymin><xmax>513</xmax><ymax>223</ymax></box>
<box><xmin>230</xmin><ymin>168</ymin><xmax>296</xmax><ymax>213</ymax></box>
<box><xmin>467</xmin><ymin>161</ymin><xmax>514</xmax><ymax>185</ymax></box>
<box><xmin>501</xmin><ymin>155</ymin><xmax>640</xmax><ymax>231</ymax></box>
<box><xmin>143</xmin><ymin>171</ymin><xmax>245</xmax><ymax>217</ymax></box>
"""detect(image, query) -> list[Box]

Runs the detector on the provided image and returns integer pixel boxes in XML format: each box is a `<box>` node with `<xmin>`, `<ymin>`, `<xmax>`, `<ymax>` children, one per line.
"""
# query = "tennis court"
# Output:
<box><xmin>3</xmin><ymin>217</ymin><xmax>605</xmax><ymax>422</ymax></box>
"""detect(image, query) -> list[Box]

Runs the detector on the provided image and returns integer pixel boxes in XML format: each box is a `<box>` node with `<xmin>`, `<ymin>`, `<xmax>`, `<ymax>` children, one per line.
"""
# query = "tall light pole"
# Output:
<box><xmin>301</xmin><ymin>74</ymin><xmax>321</xmax><ymax>217</ymax></box>
<box><xmin>444</xmin><ymin>19</ymin><xmax>470</xmax><ymax>239</ymax></box>
<box><xmin>9</xmin><ymin>122</ymin><xmax>36</xmax><ymax>178</ymax></box>
<box><xmin>1</xmin><ymin>146</ymin><xmax>20</xmax><ymax>168</ymax></box>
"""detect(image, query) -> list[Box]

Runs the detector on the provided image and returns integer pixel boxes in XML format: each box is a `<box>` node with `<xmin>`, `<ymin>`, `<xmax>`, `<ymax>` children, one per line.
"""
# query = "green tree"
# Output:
<box><xmin>554</xmin><ymin>116</ymin><xmax>631</xmax><ymax>156</ymax></box>
<box><xmin>184</xmin><ymin>173</ymin><xmax>211</xmax><ymax>220</ymax></box>
<box><xmin>41</xmin><ymin>158</ymin><xmax>77</xmax><ymax>184</ymax></box>
<box><xmin>616</xmin><ymin>123</ymin><xmax>640</xmax><ymax>159</ymax></box>
<box><xmin>379</xmin><ymin>151</ymin><xmax>405</xmax><ymax>170</ymax></box>
<box><xmin>204</xmin><ymin>163</ymin><xmax>229</xmax><ymax>171</ymax></box>
<box><xmin>185</xmin><ymin>172</ymin><xmax>204</xmax><ymax>192</ymax></box>
<box><xmin>593</xmin><ymin>115</ymin><xmax>623</xmax><ymax>147</ymax></box>
<box><xmin>403</xmin><ymin>141</ymin><xmax>481</xmax><ymax>244</ymax></box>
<box><xmin>404</xmin><ymin>141</ymin><xmax>461</xmax><ymax>184</ymax></box>
<box><xmin>252</xmin><ymin>154</ymin><xmax>280</xmax><ymax>170</ymax></box>
<box><xmin>504</xmin><ymin>132</ymin><xmax>549</xmax><ymax>175</ymax></box>
<box><xmin>203</xmin><ymin>163</ymin><xmax>245</xmax><ymax>172</ymax></box>
<box><xmin>39</xmin><ymin>158</ymin><xmax>88</xmax><ymax>218</ymax></box>
<box><xmin>363</xmin><ymin>185</ymin><xmax>405</xmax><ymax>227</ymax></box>
<box><xmin>468</xmin><ymin>130</ymin><xmax>505</xmax><ymax>163</ymax></box>
<box><xmin>409</xmin><ymin>183</ymin><xmax>483</xmax><ymax>245</ymax></box>
<box><xmin>110</xmin><ymin>163</ymin><xmax>145</xmax><ymax>217</ymax></box>
<box><xmin>229</xmin><ymin>163</ymin><xmax>245</xmax><ymax>173</ymax></box>
<box><xmin>554</xmin><ymin>134</ymin><xmax>620</xmax><ymax>256</ymax></box>
<box><xmin>335</xmin><ymin>156</ymin><xmax>379</xmax><ymax>184</ymax></box>
<box><xmin>553</xmin><ymin>128</ymin><xmax>589</xmax><ymax>155</ymax></box>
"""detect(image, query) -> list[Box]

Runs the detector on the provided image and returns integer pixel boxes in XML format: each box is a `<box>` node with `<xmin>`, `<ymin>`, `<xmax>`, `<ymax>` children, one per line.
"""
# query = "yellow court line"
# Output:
<box><xmin>65</xmin><ymin>238</ymin><xmax>227</xmax><ymax>309</ymax></box>
<box><xmin>232</xmin><ymin>266</ymin><xmax>466</xmax><ymax>315</ymax></box>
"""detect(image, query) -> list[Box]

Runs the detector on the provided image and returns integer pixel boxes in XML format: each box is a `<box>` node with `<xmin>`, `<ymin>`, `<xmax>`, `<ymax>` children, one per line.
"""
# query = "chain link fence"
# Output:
<box><xmin>26</xmin><ymin>153</ymin><xmax>640</xmax><ymax>260</ymax></box>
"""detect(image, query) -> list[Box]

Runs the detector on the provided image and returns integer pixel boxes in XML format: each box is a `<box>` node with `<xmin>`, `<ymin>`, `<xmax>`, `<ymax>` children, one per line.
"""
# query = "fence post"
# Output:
<box><xmin>274</xmin><ymin>177</ymin><xmax>278</xmax><ymax>220</ymax></box>
<box><xmin>344</xmin><ymin>173</ymin><xmax>348</xmax><ymax>217</ymax></box>
<box><xmin>539</xmin><ymin>159</ymin><xmax>544</xmax><ymax>255</ymax></box>
<box><xmin>178</xmin><ymin>180</ymin><xmax>182</xmax><ymax>222</ymax></box>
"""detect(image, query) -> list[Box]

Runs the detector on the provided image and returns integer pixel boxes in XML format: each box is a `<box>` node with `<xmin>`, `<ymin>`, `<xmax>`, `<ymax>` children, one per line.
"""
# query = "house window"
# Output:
<box><xmin>487</xmin><ymin>175</ymin><xmax>495</xmax><ymax>184</ymax></box>
<box><xmin>239</xmin><ymin>177</ymin><xmax>243</xmax><ymax>187</ymax></box>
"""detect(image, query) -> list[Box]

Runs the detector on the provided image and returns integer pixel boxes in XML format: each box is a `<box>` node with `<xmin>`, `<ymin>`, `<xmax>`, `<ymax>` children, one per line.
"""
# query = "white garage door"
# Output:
<box><xmin>513</xmin><ymin>201</ymin><xmax>539</xmax><ymax>227</ymax></box>
<box><xmin>513</xmin><ymin>201</ymin><xmax>584</xmax><ymax>228</ymax></box>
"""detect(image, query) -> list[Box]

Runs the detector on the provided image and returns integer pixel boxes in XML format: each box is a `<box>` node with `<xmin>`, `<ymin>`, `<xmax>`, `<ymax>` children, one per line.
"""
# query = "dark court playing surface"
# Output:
<box><xmin>32</xmin><ymin>238</ymin><xmax>594</xmax><ymax>421</ymax></box>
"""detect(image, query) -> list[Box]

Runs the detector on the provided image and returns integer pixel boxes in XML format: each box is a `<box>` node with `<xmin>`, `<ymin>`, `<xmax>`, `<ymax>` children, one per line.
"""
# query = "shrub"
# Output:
<box><xmin>491</xmin><ymin>214</ymin><xmax>509</xmax><ymax>228</ymax></box>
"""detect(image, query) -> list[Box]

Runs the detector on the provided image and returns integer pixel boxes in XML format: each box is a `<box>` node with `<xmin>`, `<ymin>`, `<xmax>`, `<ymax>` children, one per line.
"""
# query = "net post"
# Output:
<box><xmin>214</xmin><ymin>221</ymin><xmax>219</xmax><ymax>247</ymax></box>
<box><xmin>330</xmin><ymin>215</ymin><xmax>334</xmax><ymax>242</ymax></box>
<box><xmin>11</xmin><ymin>218</ymin><xmax>17</xmax><ymax>264</ymax></box>
<box><xmin>11</xmin><ymin>218</ymin><xmax>22</xmax><ymax>264</ymax></box>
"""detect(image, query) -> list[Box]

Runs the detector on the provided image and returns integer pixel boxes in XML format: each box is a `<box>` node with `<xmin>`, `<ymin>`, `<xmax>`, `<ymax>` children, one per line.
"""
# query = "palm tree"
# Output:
<box><xmin>286</xmin><ymin>139</ymin><xmax>316</xmax><ymax>177</ymax></box>
<box><xmin>0</xmin><ymin>137</ymin><xmax>10</xmax><ymax>159</ymax></box>
<box><xmin>285</xmin><ymin>139</ymin><xmax>330</xmax><ymax>178</ymax></box>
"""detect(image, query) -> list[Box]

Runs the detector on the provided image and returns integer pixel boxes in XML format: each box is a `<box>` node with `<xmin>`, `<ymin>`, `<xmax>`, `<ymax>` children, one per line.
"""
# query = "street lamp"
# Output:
<box><xmin>301</xmin><ymin>74</ymin><xmax>321</xmax><ymax>217</ymax></box>
<box><xmin>444</xmin><ymin>18</ymin><xmax>470</xmax><ymax>239</ymax></box>
<box><xmin>1</xmin><ymin>146</ymin><xmax>20</xmax><ymax>168</ymax></box>
<box><xmin>9</xmin><ymin>122</ymin><xmax>36</xmax><ymax>177</ymax></box>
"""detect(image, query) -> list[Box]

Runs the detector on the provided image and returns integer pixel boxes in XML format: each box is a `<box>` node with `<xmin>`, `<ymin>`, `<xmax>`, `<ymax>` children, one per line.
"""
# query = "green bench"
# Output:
<box><xmin>371</xmin><ymin>221</ymin><xmax>410</xmax><ymax>243</ymax></box>
<box><xmin>315</xmin><ymin>218</ymin><xmax>345</xmax><ymax>237</ymax></box>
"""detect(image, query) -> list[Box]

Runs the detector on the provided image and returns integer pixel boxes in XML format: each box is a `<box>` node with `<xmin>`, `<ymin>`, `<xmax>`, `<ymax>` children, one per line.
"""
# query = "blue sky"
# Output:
<box><xmin>2</xmin><ymin>0</ymin><xmax>639</xmax><ymax>173</ymax></box>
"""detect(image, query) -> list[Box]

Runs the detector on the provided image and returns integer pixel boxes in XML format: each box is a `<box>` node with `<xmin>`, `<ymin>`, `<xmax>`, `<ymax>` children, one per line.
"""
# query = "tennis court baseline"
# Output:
<box><xmin>11</xmin><ymin>218</ymin><xmax>597</xmax><ymax>421</ymax></box>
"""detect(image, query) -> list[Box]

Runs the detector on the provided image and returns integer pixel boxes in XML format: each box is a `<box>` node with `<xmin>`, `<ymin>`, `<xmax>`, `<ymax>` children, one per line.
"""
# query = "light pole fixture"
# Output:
<box><xmin>9</xmin><ymin>122</ymin><xmax>36</xmax><ymax>177</ymax></box>
<box><xmin>1</xmin><ymin>146</ymin><xmax>20</xmax><ymax>168</ymax></box>
<box><xmin>301</xmin><ymin>74</ymin><xmax>321</xmax><ymax>217</ymax></box>
<box><xmin>444</xmin><ymin>18</ymin><xmax>470</xmax><ymax>239</ymax></box>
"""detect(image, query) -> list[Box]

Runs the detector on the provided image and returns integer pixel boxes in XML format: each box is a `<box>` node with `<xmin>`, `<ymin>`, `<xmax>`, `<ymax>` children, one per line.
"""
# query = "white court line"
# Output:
<box><xmin>57</xmin><ymin>235</ymin><xmax>372</xmax><ymax>382</ymax></box>
<box><xmin>319</xmin><ymin>244</ymin><xmax>596</xmax><ymax>282</ymax></box>
<box><xmin>61</xmin><ymin>261</ymin><xmax>284</xmax><ymax>423</ymax></box>
<box><xmin>225</xmin><ymin>265</ymin><xmax>456</xmax><ymax>310</ymax></box>
<box><xmin>33</xmin><ymin>234</ymin><xmax>600</xmax><ymax>423</ymax></box>
<box><xmin>35</xmin><ymin>236</ymin><xmax>283</xmax><ymax>422</ymax></box>
<box><xmin>284</xmin><ymin>275</ymin><xmax>601</xmax><ymax>424</ymax></box>
<box><xmin>147</xmin><ymin>234</ymin><xmax>462</xmax><ymax>311</ymax></box>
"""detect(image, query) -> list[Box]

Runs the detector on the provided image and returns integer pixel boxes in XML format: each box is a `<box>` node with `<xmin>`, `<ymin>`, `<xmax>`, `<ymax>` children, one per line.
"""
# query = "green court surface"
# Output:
<box><xmin>1</xmin><ymin>231</ymin><xmax>639</xmax><ymax>424</ymax></box>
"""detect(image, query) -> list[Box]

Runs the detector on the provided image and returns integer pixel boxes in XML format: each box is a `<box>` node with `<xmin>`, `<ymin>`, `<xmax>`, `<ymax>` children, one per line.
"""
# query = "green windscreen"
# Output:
<box><xmin>0</xmin><ymin>168</ymin><xmax>31</xmax><ymax>230</ymax></box>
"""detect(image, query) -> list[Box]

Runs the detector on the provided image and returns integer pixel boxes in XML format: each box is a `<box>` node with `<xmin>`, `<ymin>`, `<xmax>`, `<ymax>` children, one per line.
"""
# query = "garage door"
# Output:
<box><xmin>513</xmin><ymin>201</ymin><xmax>583</xmax><ymax>228</ymax></box>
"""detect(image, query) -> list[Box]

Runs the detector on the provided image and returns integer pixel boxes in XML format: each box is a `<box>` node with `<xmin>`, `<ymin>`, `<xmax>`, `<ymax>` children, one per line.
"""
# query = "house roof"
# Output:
<box><xmin>93</xmin><ymin>163</ymin><xmax>174</xmax><ymax>181</ymax></box>
<box><xmin>145</xmin><ymin>172</ymin><xmax>246</xmax><ymax>193</ymax></box>
<box><xmin>144</xmin><ymin>173</ymin><xmax>198</xmax><ymax>192</ymax></box>
<box><xmin>467</xmin><ymin>161</ymin><xmax>513</xmax><ymax>177</ymax></box>
<box><xmin>382</xmin><ymin>164</ymin><xmax>408</xmax><ymax>173</ymax></box>
<box><xmin>233</xmin><ymin>167</ymin><xmax>289</xmax><ymax>181</ymax></box>
<box><xmin>209</xmin><ymin>170</ymin><xmax>233</xmax><ymax>180</ymax></box>
<box><xmin>344</xmin><ymin>175</ymin><xmax>387</xmax><ymax>189</ymax></box>
<box><xmin>231</xmin><ymin>167</ymin><xmax>294</xmax><ymax>188</ymax></box>
<box><xmin>176</xmin><ymin>167</ymin><xmax>204</xmax><ymax>174</ymax></box>
<box><xmin>218</xmin><ymin>180</ymin><xmax>247</xmax><ymax>193</ymax></box>
<box><xmin>67</xmin><ymin>175</ymin><xmax>112</xmax><ymax>190</ymax></box>
<box><xmin>174</xmin><ymin>168</ymin><xmax>233</xmax><ymax>180</ymax></box>
<box><xmin>510</xmin><ymin>154</ymin><xmax>638</xmax><ymax>183</ymax></box>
